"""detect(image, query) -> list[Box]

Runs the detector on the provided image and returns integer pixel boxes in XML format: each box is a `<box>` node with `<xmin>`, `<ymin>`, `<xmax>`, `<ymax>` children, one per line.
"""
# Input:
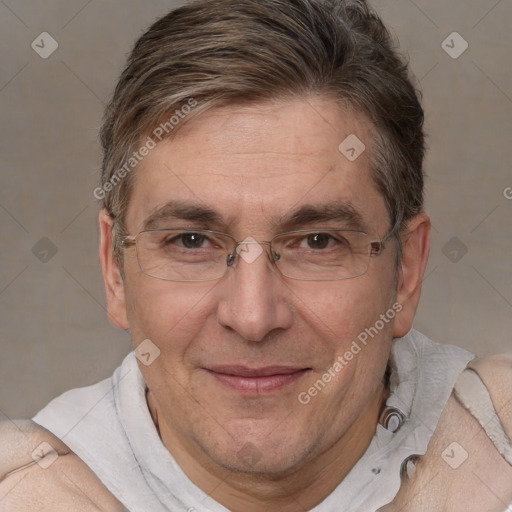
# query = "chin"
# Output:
<box><xmin>203</xmin><ymin>423</ymin><xmax>314</xmax><ymax>477</ymax></box>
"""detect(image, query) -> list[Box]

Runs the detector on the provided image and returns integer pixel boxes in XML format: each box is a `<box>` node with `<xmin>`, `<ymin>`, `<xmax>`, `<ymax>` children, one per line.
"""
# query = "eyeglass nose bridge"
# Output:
<box><xmin>226</xmin><ymin>239</ymin><xmax>280</xmax><ymax>268</ymax></box>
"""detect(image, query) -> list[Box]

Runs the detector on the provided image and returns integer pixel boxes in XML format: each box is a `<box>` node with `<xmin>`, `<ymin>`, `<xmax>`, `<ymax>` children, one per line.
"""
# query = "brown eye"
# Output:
<box><xmin>306</xmin><ymin>233</ymin><xmax>331</xmax><ymax>249</ymax></box>
<box><xmin>161</xmin><ymin>232</ymin><xmax>209</xmax><ymax>250</ymax></box>
<box><xmin>179</xmin><ymin>233</ymin><xmax>206</xmax><ymax>249</ymax></box>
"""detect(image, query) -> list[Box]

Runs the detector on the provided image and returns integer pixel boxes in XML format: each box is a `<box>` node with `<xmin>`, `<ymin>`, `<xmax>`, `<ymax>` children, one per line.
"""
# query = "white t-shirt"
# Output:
<box><xmin>33</xmin><ymin>329</ymin><xmax>475</xmax><ymax>511</ymax></box>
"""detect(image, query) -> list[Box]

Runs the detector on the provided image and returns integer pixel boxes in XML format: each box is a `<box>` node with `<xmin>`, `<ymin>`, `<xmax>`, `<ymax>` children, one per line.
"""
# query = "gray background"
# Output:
<box><xmin>0</xmin><ymin>0</ymin><xmax>511</xmax><ymax>421</ymax></box>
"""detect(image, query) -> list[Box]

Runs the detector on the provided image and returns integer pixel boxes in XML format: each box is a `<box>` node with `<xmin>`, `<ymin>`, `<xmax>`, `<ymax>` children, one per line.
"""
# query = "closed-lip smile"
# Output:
<box><xmin>204</xmin><ymin>365</ymin><xmax>311</xmax><ymax>394</ymax></box>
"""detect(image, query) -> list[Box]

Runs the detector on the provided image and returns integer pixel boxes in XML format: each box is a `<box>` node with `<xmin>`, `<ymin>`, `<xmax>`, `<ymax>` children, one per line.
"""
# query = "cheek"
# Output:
<box><xmin>292</xmin><ymin>274</ymin><xmax>396</xmax><ymax>353</ymax></box>
<box><xmin>293</xmin><ymin>279</ymin><xmax>395</xmax><ymax>433</ymax></box>
<box><xmin>124</xmin><ymin>270</ymin><xmax>217</xmax><ymax>356</ymax></box>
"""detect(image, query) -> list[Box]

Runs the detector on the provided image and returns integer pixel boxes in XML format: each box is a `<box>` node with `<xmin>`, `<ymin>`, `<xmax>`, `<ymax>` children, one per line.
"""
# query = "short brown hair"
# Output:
<box><xmin>99</xmin><ymin>0</ymin><xmax>425</xmax><ymax>264</ymax></box>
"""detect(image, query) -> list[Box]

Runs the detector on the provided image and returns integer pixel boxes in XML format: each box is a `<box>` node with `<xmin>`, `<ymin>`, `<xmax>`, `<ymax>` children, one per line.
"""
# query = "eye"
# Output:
<box><xmin>164</xmin><ymin>232</ymin><xmax>208</xmax><ymax>249</ymax></box>
<box><xmin>182</xmin><ymin>233</ymin><xmax>207</xmax><ymax>249</ymax></box>
<box><xmin>280</xmin><ymin>232</ymin><xmax>351</xmax><ymax>252</ymax></box>
<box><xmin>304</xmin><ymin>233</ymin><xmax>332</xmax><ymax>249</ymax></box>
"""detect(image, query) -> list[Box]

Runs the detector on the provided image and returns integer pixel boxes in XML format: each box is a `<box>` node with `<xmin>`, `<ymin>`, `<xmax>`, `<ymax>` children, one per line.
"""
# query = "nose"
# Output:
<box><xmin>216</xmin><ymin>241</ymin><xmax>293</xmax><ymax>342</ymax></box>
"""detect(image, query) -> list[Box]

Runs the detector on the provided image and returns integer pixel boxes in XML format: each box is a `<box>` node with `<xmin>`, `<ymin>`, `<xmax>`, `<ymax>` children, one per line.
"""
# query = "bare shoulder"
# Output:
<box><xmin>0</xmin><ymin>420</ymin><xmax>70</xmax><ymax>477</ymax></box>
<box><xmin>384</xmin><ymin>356</ymin><xmax>512</xmax><ymax>512</ymax></box>
<box><xmin>0</xmin><ymin>420</ymin><xmax>125</xmax><ymax>511</ymax></box>
<box><xmin>469</xmin><ymin>352</ymin><xmax>512</xmax><ymax>436</ymax></box>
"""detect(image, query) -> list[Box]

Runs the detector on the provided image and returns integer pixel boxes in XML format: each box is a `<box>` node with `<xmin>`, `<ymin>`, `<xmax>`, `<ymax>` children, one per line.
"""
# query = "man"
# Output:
<box><xmin>1</xmin><ymin>0</ymin><xmax>511</xmax><ymax>510</ymax></box>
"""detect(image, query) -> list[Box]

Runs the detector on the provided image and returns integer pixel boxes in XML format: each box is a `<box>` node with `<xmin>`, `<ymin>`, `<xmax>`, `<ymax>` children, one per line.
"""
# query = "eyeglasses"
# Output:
<box><xmin>119</xmin><ymin>226</ymin><xmax>397</xmax><ymax>282</ymax></box>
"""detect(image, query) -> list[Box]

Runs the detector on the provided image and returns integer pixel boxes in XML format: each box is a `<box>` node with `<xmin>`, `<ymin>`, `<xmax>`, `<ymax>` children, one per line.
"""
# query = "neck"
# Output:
<box><xmin>147</xmin><ymin>384</ymin><xmax>387</xmax><ymax>512</ymax></box>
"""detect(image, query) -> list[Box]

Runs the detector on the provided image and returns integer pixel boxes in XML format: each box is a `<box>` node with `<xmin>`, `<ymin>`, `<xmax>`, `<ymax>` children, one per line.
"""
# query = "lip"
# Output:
<box><xmin>205</xmin><ymin>365</ymin><xmax>311</xmax><ymax>394</ymax></box>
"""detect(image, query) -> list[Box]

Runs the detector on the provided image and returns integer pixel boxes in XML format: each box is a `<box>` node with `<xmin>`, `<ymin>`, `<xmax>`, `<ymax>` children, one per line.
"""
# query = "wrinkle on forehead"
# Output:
<box><xmin>127</xmin><ymin>97</ymin><xmax>384</xmax><ymax>235</ymax></box>
<box><xmin>170</xmin><ymin>96</ymin><xmax>374</xmax><ymax>160</ymax></box>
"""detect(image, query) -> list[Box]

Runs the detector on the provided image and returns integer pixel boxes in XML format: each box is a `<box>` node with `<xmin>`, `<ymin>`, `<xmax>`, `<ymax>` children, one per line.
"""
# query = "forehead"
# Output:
<box><xmin>125</xmin><ymin>97</ymin><xmax>388</xmax><ymax>234</ymax></box>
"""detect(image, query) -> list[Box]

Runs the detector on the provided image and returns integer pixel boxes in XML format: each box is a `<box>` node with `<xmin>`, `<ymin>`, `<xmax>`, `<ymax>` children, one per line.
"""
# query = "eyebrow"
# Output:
<box><xmin>141</xmin><ymin>199</ymin><xmax>368</xmax><ymax>233</ymax></box>
<box><xmin>278</xmin><ymin>202</ymin><xmax>368</xmax><ymax>232</ymax></box>
<box><xmin>142</xmin><ymin>201</ymin><xmax>223</xmax><ymax>231</ymax></box>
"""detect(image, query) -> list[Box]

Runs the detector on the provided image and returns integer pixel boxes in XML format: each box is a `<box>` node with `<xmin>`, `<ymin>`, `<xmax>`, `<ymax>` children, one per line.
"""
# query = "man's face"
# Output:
<box><xmin>118</xmin><ymin>98</ymin><xmax>400</xmax><ymax>475</ymax></box>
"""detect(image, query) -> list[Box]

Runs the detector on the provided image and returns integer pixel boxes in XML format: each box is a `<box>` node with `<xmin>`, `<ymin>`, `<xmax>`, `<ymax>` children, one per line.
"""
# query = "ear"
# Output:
<box><xmin>99</xmin><ymin>209</ymin><xmax>129</xmax><ymax>330</ymax></box>
<box><xmin>393</xmin><ymin>213</ymin><xmax>431</xmax><ymax>338</ymax></box>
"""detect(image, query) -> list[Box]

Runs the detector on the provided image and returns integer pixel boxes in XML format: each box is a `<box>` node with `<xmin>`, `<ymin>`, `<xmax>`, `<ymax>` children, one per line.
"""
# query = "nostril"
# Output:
<box><xmin>226</xmin><ymin>253</ymin><xmax>236</xmax><ymax>267</ymax></box>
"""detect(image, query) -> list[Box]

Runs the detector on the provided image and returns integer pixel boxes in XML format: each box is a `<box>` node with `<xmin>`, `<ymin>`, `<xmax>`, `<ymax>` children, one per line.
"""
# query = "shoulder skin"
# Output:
<box><xmin>0</xmin><ymin>420</ymin><xmax>125</xmax><ymax>512</ymax></box>
<box><xmin>468</xmin><ymin>352</ymin><xmax>512</xmax><ymax>439</ymax></box>
<box><xmin>382</xmin><ymin>353</ymin><xmax>512</xmax><ymax>512</ymax></box>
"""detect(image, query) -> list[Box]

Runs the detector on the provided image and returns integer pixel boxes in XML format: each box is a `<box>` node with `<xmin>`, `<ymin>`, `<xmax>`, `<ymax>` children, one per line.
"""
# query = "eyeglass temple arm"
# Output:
<box><xmin>119</xmin><ymin>235</ymin><xmax>137</xmax><ymax>248</ymax></box>
<box><xmin>371</xmin><ymin>219</ymin><xmax>402</xmax><ymax>255</ymax></box>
